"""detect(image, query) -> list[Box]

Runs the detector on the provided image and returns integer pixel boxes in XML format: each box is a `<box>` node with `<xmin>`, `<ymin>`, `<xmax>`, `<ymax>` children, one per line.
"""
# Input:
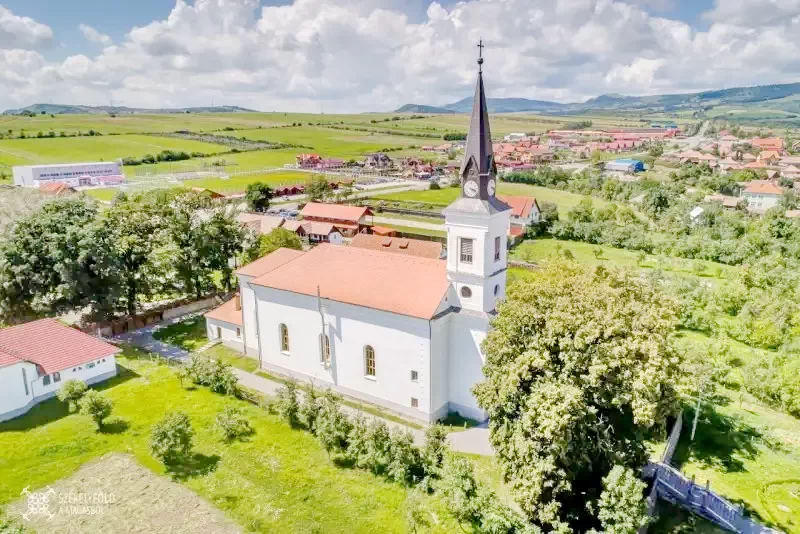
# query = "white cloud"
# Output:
<box><xmin>0</xmin><ymin>0</ymin><xmax>799</xmax><ymax>111</ymax></box>
<box><xmin>79</xmin><ymin>24</ymin><xmax>112</xmax><ymax>46</ymax></box>
<box><xmin>0</xmin><ymin>5</ymin><xmax>52</xmax><ymax>49</ymax></box>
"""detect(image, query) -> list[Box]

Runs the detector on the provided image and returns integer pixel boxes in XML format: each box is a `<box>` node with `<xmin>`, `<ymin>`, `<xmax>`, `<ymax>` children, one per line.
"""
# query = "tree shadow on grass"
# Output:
<box><xmin>165</xmin><ymin>453</ymin><xmax>221</xmax><ymax>481</ymax></box>
<box><xmin>99</xmin><ymin>418</ymin><xmax>129</xmax><ymax>434</ymax></box>
<box><xmin>671</xmin><ymin>404</ymin><xmax>762</xmax><ymax>474</ymax></box>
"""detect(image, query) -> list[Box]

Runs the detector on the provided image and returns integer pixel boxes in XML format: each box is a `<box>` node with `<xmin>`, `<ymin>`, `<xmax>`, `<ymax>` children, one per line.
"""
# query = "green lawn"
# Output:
<box><xmin>374</xmin><ymin>183</ymin><xmax>609</xmax><ymax>217</ymax></box>
<box><xmin>378</xmin><ymin>223</ymin><xmax>447</xmax><ymax>239</ymax></box>
<box><xmin>0</xmin><ymin>348</ymin><xmax>460</xmax><ymax>533</ymax></box>
<box><xmin>203</xmin><ymin>344</ymin><xmax>259</xmax><ymax>373</ymax></box>
<box><xmin>152</xmin><ymin>315</ymin><xmax>209</xmax><ymax>351</ymax></box>
<box><xmin>372</xmin><ymin>212</ymin><xmax>446</xmax><ymax>225</ymax></box>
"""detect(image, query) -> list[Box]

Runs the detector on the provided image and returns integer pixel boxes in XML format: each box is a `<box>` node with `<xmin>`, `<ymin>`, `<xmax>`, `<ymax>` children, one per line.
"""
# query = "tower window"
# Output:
<box><xmin>461</xmin><ymin>286</ymin><xmax>472</xmax><ymax>298</ymax></box>
<box><xmin>494</xmin><ymin>236</ymin><xmax>501</xmax><ymax>261</ymax></box>
<box><xmin>460</xmin><ymin>238</ymin><xmax>473</xmax><ymax>264</ymax></box>
<box><xmin>494</xmin><ymin>284</ymin><xmax>500</xmax><ymax>296</ymax></box>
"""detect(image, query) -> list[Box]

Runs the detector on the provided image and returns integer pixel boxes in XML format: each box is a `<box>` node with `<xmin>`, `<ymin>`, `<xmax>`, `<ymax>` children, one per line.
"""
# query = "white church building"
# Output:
<box><xmin>205</xmin><ymin>54</ymin><xmax>511</xmax><ymax>423</ymax></box>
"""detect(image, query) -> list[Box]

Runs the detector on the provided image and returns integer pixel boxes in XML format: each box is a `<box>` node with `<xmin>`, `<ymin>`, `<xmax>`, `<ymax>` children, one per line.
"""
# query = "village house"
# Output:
<box><xmin>0</xmin><ymin>319</ymin><xmax>120</xmax><ymax>422</ymax></box>
<box><xmin>282</xmin><ymin>219</ymin><xmax>344</xmax><ymax>244</ymax></box>
<box><xmin>497</xmin><ymin>194</ymin><xmax>541</xmax><ymax>236</ymax></box>
<box><xmin>204</xmin><ymin>55</ymin><xmax>513</xmax><ymax>423</ymax></box>
<box><xmin>705</xmin><ymin>194</ymin><xmax>742</xmax><ymax>210</ymax></box>
<box><xmin>237</xmin><ymin>213</ymin><xmax>285</xmax><ymax>235</ymax></box>
<box><xmin>742</xmin><ymin>180</ymin><xmax>784</xmax><ymax>213</ymax></box>
<box><xmin>299</xmin><ymin>202</ymin><xmax>373</xmax><ymax>237</ymax></box>
<box><xmin>751</xmin><ymin>137</ymin><xmax>785</xmax><ymax>152</ymax></box>
<box><xmin>363</xmin><ymin>153</ymin><xmax>394</xmax><ymax>169</ymax></box>
<box><xmin>758</xmin><ymin>150</ymin><xmax>781</xmax><ymax>164</ymax></box>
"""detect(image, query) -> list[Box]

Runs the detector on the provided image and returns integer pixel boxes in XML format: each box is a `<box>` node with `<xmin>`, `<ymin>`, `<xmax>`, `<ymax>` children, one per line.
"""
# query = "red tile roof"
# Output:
<box><xmin>0</xmin><ymin>319</ymin><xmax>120</xmax><ymax>374</ymax></box>
<box><xmin>350</xmin><ymin>234</ymin><xmax>442</xmax><ymax>259</ymax></box>
<box><xmin>236</xmin><ymin>248</ymin><xmax>304</xmax><ymax>278</ymax></box>
<box><xmin>743</xmin><ymin>180</ymin><xmax>784</xmax><ymax>195</ymax></box>
<box><xmin>251</xmin><ymin>244</ymin><xmax>449</xmax><ymax>319</ymax></box>
<box><xmin>300</xmin><ymin>203</ymin><xmax>372</xmax><ymax>224</ymax></box>
<box><xmin>497</xmin><ymin>195</ymin><xmax>539</xmax><ymax>218</ymax></box>
<box><xmin>371</xmin><ymin>226</ymin><xmax>398</xmax><ymax>236</ymax></box>
<box><xmin>205</xmin><ymin>296</ymin><xmax>243</xmax><ymax>326</ymax></box>
<box><xmin>38</xmin><ymin>182</ymin><xmax>75</xmax><ymax>196</ymax></box>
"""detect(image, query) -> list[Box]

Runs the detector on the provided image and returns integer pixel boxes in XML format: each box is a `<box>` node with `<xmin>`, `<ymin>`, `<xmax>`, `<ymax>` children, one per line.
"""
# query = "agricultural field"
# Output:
<box><xmin>0</xmin><ymin>348</ymin><xmax>461</xmax><ymax>533</ymax></box>
<box><xmin>373</xmin><ymin>182</ymin><xmax>610</xmax><ymax>216</ymax></box>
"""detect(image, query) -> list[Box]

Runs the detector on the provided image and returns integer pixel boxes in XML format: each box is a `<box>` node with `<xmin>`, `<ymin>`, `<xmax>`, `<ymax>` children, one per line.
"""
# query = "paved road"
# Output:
<box><xmin>371</xmin><ymin>215</ymin><xmax>445</xmax><ymax>232</ymax></box>
<box><xmin>119</xmin><ymin>320</ymin><xmax>493</xmax><ymax>456</ymax></box>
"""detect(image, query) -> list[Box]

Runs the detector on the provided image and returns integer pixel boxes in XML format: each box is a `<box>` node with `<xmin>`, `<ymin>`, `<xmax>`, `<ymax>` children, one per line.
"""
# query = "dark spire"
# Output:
<box><xmin>460</xmin><ymin>40</ymin><xmax>494</xmax><ymax>180</ymax></box>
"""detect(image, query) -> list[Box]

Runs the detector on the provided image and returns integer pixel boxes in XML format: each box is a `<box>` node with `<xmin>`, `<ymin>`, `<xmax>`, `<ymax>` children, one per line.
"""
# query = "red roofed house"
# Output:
<box><xmin>751</xmin><ymin>138</ymin><xmax>785</xmax><ymax>152</ymax></box>
<box><xmin>300</xmin><ymin>202</ymin><xmax>373</xmax><ymax>237</ymax></box>
<box><xmin>497</xmin><ymin>195</ymin><xmax>541</xmax><ymax>235</ymax></box>
<box><xmin>202</xmin><ymin>58</ymin><xmax>514</xmax><ymax>423</ymax></box>
<box><xmin>742</xmin><ymin>180</ymin><xmax>784</xmax><ymax>213</ymax></box>
<box><xmin>0</xmin><ymin>319</ymin><xmax>120</xmax><ymax>422</ymax></box>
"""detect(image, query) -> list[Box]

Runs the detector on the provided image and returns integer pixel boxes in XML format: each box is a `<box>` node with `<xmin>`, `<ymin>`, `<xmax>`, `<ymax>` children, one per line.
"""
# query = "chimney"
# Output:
<box><xmin>234</xmin><ymin>294</ymin><xmax>241</xmax><ymax>311</ymax></box>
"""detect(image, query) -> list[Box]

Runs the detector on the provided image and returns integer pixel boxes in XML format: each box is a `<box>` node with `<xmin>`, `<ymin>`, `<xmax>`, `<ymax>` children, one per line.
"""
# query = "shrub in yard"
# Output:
<box><xmin>183</xmin><ymin>357</ymin><xmax>239</xmax><ymax>396</ymax></box>
<box><xmin>594</xmin><ymin>465</ymin><xmax>649</xmax><ymax>534</ymax></box>
<box><xmin>421</xmin><ymin>424</ymin><xmax>448</xmax><ymax>477</ymax></box>
<box><xmin>387</xmin><ymin>427</ymin><xmax>423</xmax><ymax>484</ymax></box>
<box><xmin>437</xmin><ymin>454</ymin><xmax>481</xmax><ymax>526</ymax></box>
<box><xmin>346</xmin><ymin>414</ymin><xmax>370</xmax><ymax>464</ymax></box>
<box><xmin>315</xmin><ymin>390</ymin><xmax>351</xmax><ymax>457</ymax></box>
<box><xmin>150</xmin><ymin>411</ymin><xmax>194</xmax><ymax>463</ymax></box>
<box><xmin>274</xmin><ymin>379</ymin><xmax>301</xmax><ymax>427</ymax></box>
<box><xmin>362</xmin><ymin>419</ymin><xmax>393</xmax><ymax>475</ymax></box>
<box><xmin>78</xmin><ymin>390</ymin><xmax>113</xmax><ymax>429</ymax></box>
<box><xmin>215</xmin><ymin>406</ymin><xmax>253</xmax><ymax>441</ymax></box>
<box><xmin>299</xmin><ymin>382</ymin><xmax>321</xmax><ymax>433</ymax></box>
<box><xmin>56</xmin><ymin>379</ymin><xmax>87</xmax><ymax>412</ymax></box>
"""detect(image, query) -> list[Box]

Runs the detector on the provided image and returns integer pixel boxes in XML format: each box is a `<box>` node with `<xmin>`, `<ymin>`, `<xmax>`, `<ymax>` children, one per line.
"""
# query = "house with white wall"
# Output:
<box><xmin>204</xmin><ymin>56</ymin><xmax>511</xmax><ymax>423</ymax></box>
<box><xmin>742</xmin><ymin>180</ymin><xmax>784</xmax><ymax>213</ymax></box>
<box><xmin>0</xmin><ymin>319</ymin><xmax>120</xmax><ymax>422</ymax></box>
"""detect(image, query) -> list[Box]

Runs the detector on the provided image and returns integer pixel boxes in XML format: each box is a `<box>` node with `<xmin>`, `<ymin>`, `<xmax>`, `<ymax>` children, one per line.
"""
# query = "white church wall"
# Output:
<box><xmin>447</xmin><ymin>313</ymin><xmax>489</xmax><ymax>421</ymax></box>
<box><xmin>205</xmin><ymin>317</ymin><xmax>245</xmax><ymax>353</ymax></box>
<box><xmin>429</xmin><ymin>315</ymin><xmax>451</xmax><ymax>419</ymax></box>
<box><xmin>252</xmin><ymin>285</ymin><xmax>440</xmax><ymax>422</ymax></box>
<box><xmin>238</xmin><ymin>274</ymin><xmax>260</xmax><ymax>355</ymax></box>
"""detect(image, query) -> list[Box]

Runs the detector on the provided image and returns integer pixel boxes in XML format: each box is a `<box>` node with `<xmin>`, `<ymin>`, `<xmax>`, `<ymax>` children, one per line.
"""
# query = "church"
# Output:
<box><xmin>205</xmin><ymin>51</ymin><xmax>511</xmax><ymax>423</ymax></box>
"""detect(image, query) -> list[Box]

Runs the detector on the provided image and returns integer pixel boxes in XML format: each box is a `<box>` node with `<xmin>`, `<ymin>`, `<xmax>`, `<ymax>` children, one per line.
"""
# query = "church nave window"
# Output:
<box><xmin>320</xmin><ymin>334</ymin><xmax>331</xmax><ymax>367</ymax></box>
<box><xmin>279</xmin><ymin>324</ymin><xmax>290</xmax><ymax>353</ymax></box>
<box><xmin>364</xmin><ymin>345</ymin><xmax>376</xmax><ymax>377</ymax></box>
<box><xmin>459</xmin><ymin>238</ymin><xmax>473</xmax><ymax>264</ymax></box>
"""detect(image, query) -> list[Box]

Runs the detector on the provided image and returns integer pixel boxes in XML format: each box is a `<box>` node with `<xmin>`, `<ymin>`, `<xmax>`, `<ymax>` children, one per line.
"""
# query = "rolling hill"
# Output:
<box><xmin>2</xmin><ymin>104</ymin><xmax>256</xmax><ymax>115</ymax></box>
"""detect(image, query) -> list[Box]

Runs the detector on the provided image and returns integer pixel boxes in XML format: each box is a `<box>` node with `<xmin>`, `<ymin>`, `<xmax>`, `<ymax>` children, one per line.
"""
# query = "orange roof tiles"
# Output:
<box><xmin>0</xmin><ymin>319</ymin><xmax>120</xmax><ymax>373</ymax></box>
<box><xmin>300</xmin><ymin>203</ymin><xmax>371</xmax><ymax>224</ymax></box>
<box><xmin>497</xmin><ymin>195</ymin><xmax>539</xmax><ymax>218</ymax></box>
<box><xmin>237</xmin><ymin>213</ymin><xmax>285</xmax><ymax>234</ymax></box>
<box><xmin>38</xmin><ymin>182</ymin><xmax>75</xmax><ymax>195</ymax></box>
<box><xmin>743</xmin><ymin>180</ymin><xmax>784</xmax><ymax>195</ymax></box>
<box><xmin>205</xmin><ymin>296</ymin><xmax>243</xmax><ymax>326</ymax></box>
<box><xmin>251</xmin><ymin>244</ymin><xmax>449</xmax><ymax>319</ymax></box>
<box><xmin>350</xmin><ymin>234</ymin><xmax>442</xmax><ymax>259</ymax></box>
<box><xmin>370</xmin><ymin>226</ymin><xmax>397</xmax><ymax>236</ymax></box>
<box><xmin>236</xmin><ymin>248</ymin><xmax>304</xmax><ymax>278</ymax></box>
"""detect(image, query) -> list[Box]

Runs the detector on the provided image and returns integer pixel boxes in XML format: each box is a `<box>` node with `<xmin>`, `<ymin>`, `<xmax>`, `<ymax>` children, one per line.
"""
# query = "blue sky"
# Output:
<box><xmin>0</xmin><ymin>0</ymin><xmax>797</xmax><ymax>112</ymax></box>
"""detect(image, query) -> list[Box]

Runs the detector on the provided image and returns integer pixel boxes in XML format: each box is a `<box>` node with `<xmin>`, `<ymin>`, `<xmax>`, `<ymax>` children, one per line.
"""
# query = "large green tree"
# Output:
<box><xmin>245</xmin><ymin>182</ymin><xmax>273</xmax><ymax>212</ymax></box>
<box><xmin>473</xmin><ymin>262</ymin><xmax>681</xmax><ymax>532</ymax></box>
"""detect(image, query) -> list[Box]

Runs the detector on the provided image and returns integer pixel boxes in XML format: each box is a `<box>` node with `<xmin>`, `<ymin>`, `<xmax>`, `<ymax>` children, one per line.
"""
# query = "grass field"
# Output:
<box><xmin>0</xmin><ymin>134</ymin><xmax>228</xmax><ymax>167</ymax></box>
<box><xmin>0</xmin><ymin>347</ymin><xmax>461</xmax><ymax>533</ymax></box>
<box><xmin>374</xmin><ymin>183</ymin><xmax>609</xmax><ymax>216</ymax></box>
<box><xmin>152</xmin><ymin>314</ymin><xmax>209</xmax><ymax>351</ymax></box>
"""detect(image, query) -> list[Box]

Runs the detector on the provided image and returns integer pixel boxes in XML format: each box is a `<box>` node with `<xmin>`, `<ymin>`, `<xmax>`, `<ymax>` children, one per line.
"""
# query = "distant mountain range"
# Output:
<box><xmin>1</xmin><ymin>104</ymin><xmax>256</xmax><ymax>115</ymax></box>
<box><xmin>395</xmin><ymin>81</ymin><xmax>800</xmax><ymax>114</ymax></box>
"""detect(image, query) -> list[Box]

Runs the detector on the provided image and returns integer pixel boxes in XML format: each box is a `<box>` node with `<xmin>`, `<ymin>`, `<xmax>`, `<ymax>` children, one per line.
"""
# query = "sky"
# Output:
<box><xmin>0</xmin><ymin>0</ymin><xmax>798</xmax><ymax>113</ymax></box>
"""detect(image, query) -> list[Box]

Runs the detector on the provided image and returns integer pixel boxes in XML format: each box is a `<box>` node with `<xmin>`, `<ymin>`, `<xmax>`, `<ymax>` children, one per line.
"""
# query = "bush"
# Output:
<box><xmin>387</xmin><ymin>428</ymin><xmax>423</xmax><ymax>484</ymax></box>
<box><xmin>215</xmin><ymin>406</ymin><xmax>253</xmax><ymax>441</ymax></box>
<box><xmin>183</xmin><ymin>357</ymin><xmax>239</xmax><ymax>395</ymax></box>
<box><xmin>78</xmin><ymin>390</ymin><xmax>113</xmax><ymax>429</ymax></box>
<box><xmin>300</xmin><ymin>382</ymin><xmax>321</xmax><ymax>433</ymax></box>
<box><xmin>275</xmin><ymin>379</ymin><xmax>301</xmax><ymax>427</ymax></box>
<box><xmin>422</xmin><ymin>424</ymin><xmax>448</xmax><ymax>477</ymax></box>
<box><xmin>315</xmin><ymin>390</ymin><xmax>351</xmax><ymax>456</ymax></box>
<box><xmin>429</xmin><ymin>182</ymin><xmax>441</xmax><ymax>190</ymax></box>
<box><xmin>150</xmin><ymin>411</ymin><xmax>194</xmax><ymax>463</ymax></box>
<box><xmin>595</xmin><ymin>465</ymin><xmax>649</xmax><ymax>534</ymax></box>
<box><xmin>56</xmin><ymin>379</ymin><xmax>87</xmax><ymax>412</ymax></box>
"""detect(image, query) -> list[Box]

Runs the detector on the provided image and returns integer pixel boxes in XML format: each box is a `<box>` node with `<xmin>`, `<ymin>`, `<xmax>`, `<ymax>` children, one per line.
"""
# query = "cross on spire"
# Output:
<box><xmin>477</xmin><ymin>39</ymin><xmax>484</xmax><ymax>71</ymax></box>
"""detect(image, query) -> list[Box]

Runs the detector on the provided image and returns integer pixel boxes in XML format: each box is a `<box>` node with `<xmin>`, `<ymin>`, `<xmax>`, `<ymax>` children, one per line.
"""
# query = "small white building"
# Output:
<box><xmin>742</xmin><ymin>181</ymin><xmax>784</xmax><ymax>213</ymax></box>
<box><xmin>13</xmin><ymin>161</ymin><xmax>124</xmax><ymax>188</ymax></box>
<box><xmin>205</xmin><ymin>60</ymin><xmax>512</xmax><ymax>423</ymax></box>
<box><xmin>0</xmin><ymin>319</ymin><xmax>120</xmax><ymax>422</ymax></box>
<box><xmin>503</xmin><ymin>133</ymin><xmax>527</xmax><ymax>142</ymax></box>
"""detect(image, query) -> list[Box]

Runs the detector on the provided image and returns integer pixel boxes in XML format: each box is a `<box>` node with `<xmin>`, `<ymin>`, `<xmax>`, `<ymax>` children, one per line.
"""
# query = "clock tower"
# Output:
<box><xmin>443</xmin><ymin>42</ymin><xmax>511</xmax><ymax>314</ymax></box>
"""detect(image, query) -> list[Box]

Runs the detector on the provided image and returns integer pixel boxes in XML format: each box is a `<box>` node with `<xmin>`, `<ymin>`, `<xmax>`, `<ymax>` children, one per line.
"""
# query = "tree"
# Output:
<box><xmin>387</xmin><ymin>428</ymin><xmax>423</xmax><ymax>484</ymax></box>
<box><xmin>150</xmin><ymin>411</ymin><xmax>194</xmax><ymax>463</ymax></box>
<box><xmin>643</xmin><ymin>187</ymin><xmax>673</xmax><ymax>218</ymax></box>
<box><xmin>473</xmin><ymin>262</ymin><xmax>680</xmax><ymax>531</ymax></box>
<box><xmin>56</xmin><ymin>379</ymin><xmax>87</xmax><ymax>412</ymax></box>
<box><xmin>245</xmin><ymin>182</ymin><xmax>273</xmax><ymax>212</ymax></box>
<box><xmin>594</xmin><ymin>466</ymin><xmax>650</xmax><ymax>534</ymax></box>
<box><xmin>275</xmin><ymin>379</ymin><xmax>301</xmax><ymax>427</ymax></box>
<box><xmin>648</xmin><ymin>142</ymin><xmax>664</xmax><ymax>158</ymax></box>
<box><xmin>300</xmin><ymin>381</ymin><xmax>321</xmax><ymax>433</ymax></box>
<box><xmin>315</xmin><ymin>390</ymin><xmax>351</xmax><ymax>457</ymax></box>
<box><xmin>259</xmin><ymin>228</ymin><xmax>303</xmax><ymax>257</ymax></box>
<box><xmin>79</xmin><ymin>390</ymin><xmax>113</xmax><ymax>429</ymax></box>
<box><xmin>307</xmin><ymin>176</ymin><xmax>332</xmax><ymax>202</ymax></box>
<box><xmin>437</xmin><ymin>454</ymin><xmax>482</xmax><ymax>526</ymax></box>
<box><xmin>421</xmin><ymin>424</ymin><xmax>448</xmax><ymax>477</ymax></box>
<box><xmin>682</xmin><ymin>338</ymin><xmax>730</xmax><ymax>441</ymax></box>
<box><xmin>405</xmin><ymin>487</ymin><xmax>431</xmax><ymax>534</ymax></box>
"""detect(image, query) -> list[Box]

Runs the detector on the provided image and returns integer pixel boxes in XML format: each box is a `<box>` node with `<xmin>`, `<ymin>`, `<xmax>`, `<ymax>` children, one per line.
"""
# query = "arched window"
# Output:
<box><xmin>279</xmin><ymin>324</ymin><xmax>289</xmax><ymax>353</ymax></box>
<box><xmin>460</xmin><ymin>286</ymin><xmax>472</xmax><ymax>298</ymax></box>
<box><xmin>364</xmin><ymin>345</ymin><xmax>376</xmax><ymax>377</ymax></box>
<box><xmin>320</xmin><ymin>334</ymin><xmax>331</xmax><ymax>367</ymax></box>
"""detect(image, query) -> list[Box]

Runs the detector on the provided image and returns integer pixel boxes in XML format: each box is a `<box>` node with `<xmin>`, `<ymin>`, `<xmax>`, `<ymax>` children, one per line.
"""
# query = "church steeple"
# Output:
<box><xmin>460</xmin><ymin>40</ymin><xmax>497</xmax><ymax>202</ymax></box>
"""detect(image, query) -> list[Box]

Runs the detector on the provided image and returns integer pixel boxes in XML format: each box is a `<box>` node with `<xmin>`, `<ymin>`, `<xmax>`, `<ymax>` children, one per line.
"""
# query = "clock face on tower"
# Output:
<box><xmin>487</xmin><ymin>178</ymin><xmax>496</xmax><ymax>197</ymax></box>
<box><xmin>464</xmin><ymin>180</ymin><xmax>479</xmax><ymax>198</ymax></box>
